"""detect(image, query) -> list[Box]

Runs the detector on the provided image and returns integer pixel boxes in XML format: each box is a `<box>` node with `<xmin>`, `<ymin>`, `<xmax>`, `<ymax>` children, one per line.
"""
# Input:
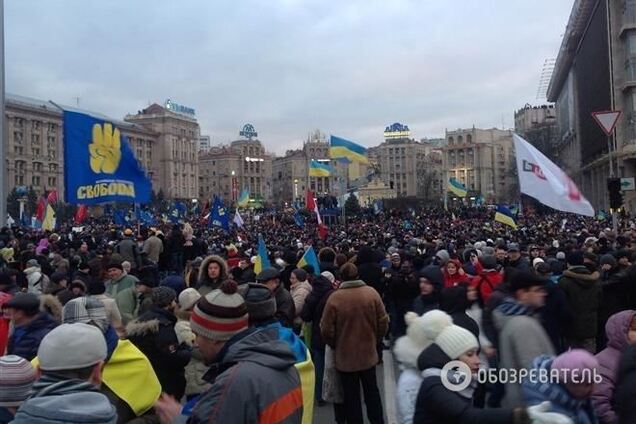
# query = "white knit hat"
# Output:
<box><xmin>435</xmin><ymin>325</ymin><xmax>479</xmax><ymax>360</ymax></box>
<box><xmin>532</xmin><ymin>258</ymin><xmax>545</xmax><ymax>268</ymax></box>
<box><xmin>178</xmin><ymin>288</ymin><xmax>201</xmax><ymax>311</ymax></box>
<box><xmin>393</xmin><ymin>310</ymin><xmax>453</xmax><ymax>368</ymax></box>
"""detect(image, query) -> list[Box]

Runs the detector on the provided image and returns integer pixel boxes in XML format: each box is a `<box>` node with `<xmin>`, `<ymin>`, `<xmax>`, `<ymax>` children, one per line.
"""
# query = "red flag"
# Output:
<box><xmin>35</xmin><ymin>198</ymin><xmax>46</xmax><ymax>222</ymax></box>
<box><xmin>46</xmin><ymin>189</ymin><xmax>58</xmax><ymax>204</ymax></box>
<box><xmin>306</xmin><ymin>190</ymin><xmax>316</xmax><ymax>211</ymax></box>
<box><xmin>74</xmin><ymin>204</ymin><xmax>88</xmax><ymax>225</ymax></box>
<box><xmin>318</xmin><ymin>223</ymin><xmax>328</xmax><ymax>240</ymax></box>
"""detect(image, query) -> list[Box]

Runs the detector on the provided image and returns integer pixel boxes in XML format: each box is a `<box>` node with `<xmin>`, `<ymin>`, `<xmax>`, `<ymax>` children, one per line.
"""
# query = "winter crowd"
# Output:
<box><xmin>0</xmin><ymin>207</ymin><xmax>634</xmax><ymax>423</ymax></box>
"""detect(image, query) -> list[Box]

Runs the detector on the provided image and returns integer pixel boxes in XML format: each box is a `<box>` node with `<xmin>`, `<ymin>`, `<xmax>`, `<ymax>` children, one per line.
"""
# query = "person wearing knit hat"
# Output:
<box><xmin>414</xmin><ymin>324</ymin><xmax>531</xmax><ymax>423</ymax></box>
<box><xmin>394</xmin><ymin>310</ymin><xmax>453</xmax><ymax>424</ymax></box>
<box><xmin>127</xmin><ymin>282</ymin><xmax>191</xmax><ymax>400</ymax></box>
<box><xmin>11</xmin><ymin>324</ymin><xmax>117</xmax><ymax>424</ymax></box>
<box><xmin>173</xmin><ymin>288</ymin><xmax>209</xmax><ymax>400</ymax></box>
<box><xmin>155</xmin><ymin>280</ymin><xmax>304</xmax><ymax>424</ymax></box>
<box><xmin>5</xmin><ymin>293</ymin><xmax>57</xmax><ymax>361</ymax></box>
<box><xmin>521</xmin><ymin>349</ymin><xmax>600</xmax><ymax>423</ymax></box>
<box><xmin>0</xmin><ymin>355</ymin><xmax>36</xmax><ymax>421</ymax></box>
<box><xmin>256</xmin><ymin>267</ymin><xmax>295</xmax><ymax>328</ymax></box>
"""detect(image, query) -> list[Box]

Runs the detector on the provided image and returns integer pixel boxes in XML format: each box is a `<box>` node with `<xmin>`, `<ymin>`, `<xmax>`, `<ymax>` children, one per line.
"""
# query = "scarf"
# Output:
<box><xmin>495</xmin><ymin>297</ymin><xmax>534</xmax><ymax>317</ymax></box>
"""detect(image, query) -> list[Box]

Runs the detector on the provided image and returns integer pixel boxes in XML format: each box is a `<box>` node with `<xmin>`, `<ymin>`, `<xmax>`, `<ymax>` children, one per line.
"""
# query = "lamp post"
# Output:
<box><xmin>231</xmin><ymin>170</ymin><xmax>237</xmax><ymax>203</ymax></box>
<box><xmin>294</xmin><ymin>179</ymin><xmax>298</xmax><ymax>203</ymax></box>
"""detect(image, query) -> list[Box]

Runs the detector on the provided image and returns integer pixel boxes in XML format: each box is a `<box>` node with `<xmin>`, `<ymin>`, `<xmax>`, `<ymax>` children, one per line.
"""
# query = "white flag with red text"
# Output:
<box><xmin>513</xmin><ymin>133</ymin><xmax>594</xmax><ymax>217</ymax></box>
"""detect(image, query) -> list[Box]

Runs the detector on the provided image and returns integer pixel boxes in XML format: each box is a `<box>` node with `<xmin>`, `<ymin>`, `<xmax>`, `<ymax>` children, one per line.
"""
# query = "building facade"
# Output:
<box><xmin>514</xmin><ymin>104</ymin><xmax>558</xmax><ymax>162</ymax></box>
<box><xmin>198</xmin><ymin>135</ymin><xmax>211</xmax><ymax>151</ymax></box>
<box><xmin>368</xmin><ymin>138</ymin><xmax>433</xmax><ymax>198</ymax></box>
<box><xmin>5</xmin><ymin>94</ymin><xmax>65</xmax><ymax>199</ymax></box>
<box><xmin>198</xmin><ymin>128</ymin><xmax>273</xmax><ymax>204</ymax></box>
<box><xmin>547</xmin><ymin>0</ymin><xmax>636</xmax><ymax>211</ymax></box>
<box><xmin>125</xmin><ymin>103</ymin><xmax>199</xmax><ymax>200</ymax></box>
<box><xmin>4</xmin><ymin>94</ymin><xmax>160</xmax><ymax>202</ymax></box>
<box><xmin>442</xmin><ymin>128</ymin><xmax>515</xmax><ymax>203</ymax></box>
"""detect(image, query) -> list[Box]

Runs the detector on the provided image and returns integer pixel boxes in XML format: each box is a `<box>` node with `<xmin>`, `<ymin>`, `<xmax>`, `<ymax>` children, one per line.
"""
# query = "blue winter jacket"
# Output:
<box><xmin>7</xmin><ymin>312</ymin><xmax>57</xmax><ymax>360</ymax></box>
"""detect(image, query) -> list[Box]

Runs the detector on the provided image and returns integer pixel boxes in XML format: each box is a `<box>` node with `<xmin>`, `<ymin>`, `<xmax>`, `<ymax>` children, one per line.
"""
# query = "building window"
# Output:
<box><xmin>14</xmin><ymin>131</ymin><xmax>23</xmax><ymax>144</ymax></box>
<box><xmin>47</xmin><ymin>123</ymin><xmax>56</xmax><ymax>133</ymax></box>
<box><xmin>31</xmin><ymin>134</ymin><xmax>40</xmax><ymax>144</ymax></box>
<box><xmin>15</xmin><ymin>175</ymin><xmax>24</xmax><ymax>185</ymax></box>
<box><xmin>14</xmin><ymin>117</ymin><xmax>24</xmax><ymax>128</ymax></box>
<box><xmin>32</xmin><ymin>121</ymin><xmax>40</xmax><ymax>131</ymax></box>
<box><xmin>32</xmin><ymin>176</ymin><xmax>41</xmax><ymax>186</ymax></box>
<box><xmin>467</xmin><ymin>134</ymin><xmax>472</xmax><ymax>143</ymax></box>
<box><xmin>48</xmin><ymin>177</ymin><xmax>56</xmax><ymax>186</ymax></box>
<box><xmin>448</xmin><ymin>137</ymin><xmax>454</xmax><ymax>145</ymax></box>
<box><xmin>33</xmin><ymin>162</ymin><xmax>43</xmax><ymax>172</ymax></box>
<box><xmin>14</xmin><ymin>146</ymin><xmax>23</xmax><ymax>155</ymax></box>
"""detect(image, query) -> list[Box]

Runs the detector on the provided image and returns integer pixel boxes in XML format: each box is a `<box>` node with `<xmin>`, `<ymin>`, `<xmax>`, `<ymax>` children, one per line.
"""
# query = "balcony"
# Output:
<box><xmin>620</xmin><ymin>1</ymin><xmax>636</xmax><ymax>36</ymax></box>
<box><xmin>623</xmin><ymin>57</ymin><xmax>636</xmax><ymax>91</ymax></box>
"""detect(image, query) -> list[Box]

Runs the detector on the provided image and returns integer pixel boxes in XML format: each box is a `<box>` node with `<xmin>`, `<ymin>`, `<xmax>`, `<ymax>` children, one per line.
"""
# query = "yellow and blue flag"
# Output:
<box><xmin>63</xmin><ymin>110</ymin><xmax>152</xmax><ymax>204</ymax></box>
<box><xmin>237</xmin><ymin>188</ymin><xmax>250</xmax><ymax>208</ymax></box>
<box><xmin>309</xmin><ymin>160</ymin><xmax>332</xmax><ymax>177</ymax></box>
<box><xmin>297</xmin><ymin>246</ymin><xmax>320</xmax><ymax>275</ymax></box>
<box><xmin>329</xmin><ymin>136</ymin><xmax>368</xmax><ymax>164</ymax></box>
<box><xmin>494</xmin><ymin>205</ymin><xmax>518</xmax><ymax>229</ymax></box>
<box><xmin>254</xmin><ymin>234</ymin><xmax>271</xmax><ymax>275</ymax></box>
<box><xmin>448</xmin><ymin>178</ymin><xmax>468</xmax><ymax>197</ymax></box>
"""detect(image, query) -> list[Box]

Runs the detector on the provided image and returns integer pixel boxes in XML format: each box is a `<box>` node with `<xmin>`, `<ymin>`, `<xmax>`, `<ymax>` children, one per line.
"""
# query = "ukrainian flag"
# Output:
<box><xmin>254</xmin><ymin>234</ymin><xmax>271</xmax><ymax>275</ymax></box>
<box><xmin>494</xmin><ymin>205</ymin><xmax>518</xmax><ymax>229</ymax></box>
<box><xmin>309</xmin><ymin>159</ymin><xmax>332</xmax><ymax>177</ymax></box>
<box><xmin>297</xmin><ymin>246</ymin><xmax>320</xmax><ymax>275</ymax></box>
<box><xmin>329</xmin><ymin>135</ymin><xmax>368</xmax><ymax>164</ymax></box>
<box><xmin>448</xmin><ymin>178</ymin><xmax>468</xmax><ymax>197</ymax></box>
<box><xmin>237</xmin><ymin>188</ymin><xmax>250</xmax><ymax>208</ymax></box>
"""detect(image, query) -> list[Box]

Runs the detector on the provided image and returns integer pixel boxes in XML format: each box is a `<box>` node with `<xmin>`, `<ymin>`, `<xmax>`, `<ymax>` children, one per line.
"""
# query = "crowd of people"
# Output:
<box><xmin>0</xmin><ymin>206</ymin><xmax>635</xmax><ymax>423</ymax></box>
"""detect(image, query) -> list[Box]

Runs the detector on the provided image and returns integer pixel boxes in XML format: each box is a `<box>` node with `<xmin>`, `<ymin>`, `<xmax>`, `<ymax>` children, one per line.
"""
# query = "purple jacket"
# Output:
<box><xmin>592</xmin><ymin>310</ymin><xmax>636</xmax><ymax>424</ymax></box>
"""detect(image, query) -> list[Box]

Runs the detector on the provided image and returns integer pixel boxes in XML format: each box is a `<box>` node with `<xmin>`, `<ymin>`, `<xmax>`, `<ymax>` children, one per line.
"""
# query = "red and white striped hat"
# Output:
<box><xmin>190</xmin><ymin>280</ymin><xmax>248</xmax><ymax>341</ymax></box>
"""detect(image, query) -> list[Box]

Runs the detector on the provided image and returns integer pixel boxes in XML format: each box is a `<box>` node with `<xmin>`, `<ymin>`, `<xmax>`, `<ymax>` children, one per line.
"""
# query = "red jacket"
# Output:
<box><xmin>0</xmin><ymin>292</ymin><xmax>12</xmax><ymax>355</ymax></box>
<box><xmin>470</xmin><ymin>270</ymin><xmax>504</xmax><ymax>305</ymax></box>
<box><xmin>442</xmin><ymin>260</ymin><xmax>471</xmax><ymax>288</ymax></box>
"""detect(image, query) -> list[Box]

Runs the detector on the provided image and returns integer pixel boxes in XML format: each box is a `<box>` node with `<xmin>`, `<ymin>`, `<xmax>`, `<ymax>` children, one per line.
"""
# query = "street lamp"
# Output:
<box><xmin>294</xmin><ymin>179</ymin><xmax>298</xmax><ymax>202</ymax></box>
<box><xmin>231</xmin><ymin>170</ymin><xmax>237</xmax><ymax>203</ymax></box>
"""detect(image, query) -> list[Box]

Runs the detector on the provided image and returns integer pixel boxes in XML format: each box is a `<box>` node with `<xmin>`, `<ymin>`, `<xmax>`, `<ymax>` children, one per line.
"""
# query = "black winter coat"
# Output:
<box><xmin>357</xmin><ymin>246</ymin><xmax>386</xmax><ymax>297</ymax></box>
<box><xmin>300</xmin><ymin>275</ymin><xmax>334</xmax><ymax>350</ymax></box>
<box><xmin>558</xmin><ymin>266</ymin><xmax>602</xmax><ymax>340</ymax></box>
<box><xmin>616</xmin><ymin>343</ymin><xmax>636</xmax><ymax>424</ymax></box>
<box><xmin>414</xmin><ymin>343</ymin><xmax>516</xmax><ymax>424</ymax></box>
<box><xmin>126</xmin><ymin>307</ymin><xmax>191</xmax><ymax>399</ymax></box>
<box><xmin>386</xmin><ymin>264</ymin><xmax>418</xmax><ymax>305</ymax></box>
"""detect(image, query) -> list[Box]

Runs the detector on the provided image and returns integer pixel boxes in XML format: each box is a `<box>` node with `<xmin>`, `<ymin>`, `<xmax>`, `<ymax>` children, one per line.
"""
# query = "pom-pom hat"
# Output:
<box><xmin>190</xmin><ymin>280</ymin><xmax>248</xmax><ymax>341</ymax></box>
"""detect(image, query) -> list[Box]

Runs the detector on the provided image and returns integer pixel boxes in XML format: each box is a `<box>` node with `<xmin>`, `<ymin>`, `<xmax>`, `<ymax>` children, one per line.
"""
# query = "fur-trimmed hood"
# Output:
<box><xmin>197</xmin><ymin>255</ymin><xmax>229</xmax><ymax>288</ymax></box>
<box><xmin>40</xmin><ymin>294</ymin><xmax>63</xmax><ymax>323</ymax></box>
<box><xmin>126</xmin><ymin>319</ymin><xmax>161</xmax><ymax>337</ymax></box>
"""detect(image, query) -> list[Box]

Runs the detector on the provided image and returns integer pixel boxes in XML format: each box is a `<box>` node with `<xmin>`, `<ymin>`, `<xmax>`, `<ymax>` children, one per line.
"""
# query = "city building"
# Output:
<box><xmin>271</xmin><ymin>130</ymin><xmax>349</xmax><ymax>206</ymax></box>
<box><xmin>5</xmin><ymin>94</ymin><xmax>65</xmax><ymax>199</ymax></box>
<box><xmin>198</xmin><ymin>135</ymin><xmax>211</xmax><ymax>151</ymax></box>
<box><xmin>442</xmin><ymin>128</ymin><xmax>515</xmax><ymax>203</ymax></box>
<box><xmin>125</xmin><ymin>101</ymin><xmax>199</xmax><ymax>200</ymax></box>
<box><xmin>547</xmin><ymin>0</ymin><xmax>636</xmax><ymax>211</ymax></box>
<box><xmin>368</xmin><ymin>123</ymin><xmax>440</xmax><ymax>198</ymax></box>
<box><xmin>514</xmin><ymin>104</ymin><xmax>558</xmax><ymax>163</ymax></box>
<box><xmin>4</xmin><ymin>94</ymin><xmax>160</xmax><ymax>201</ymax></box>
<box><xmin>198</xmin><ymin>124</ymin><xmax>273</xmax><ymax>204</ymax></box>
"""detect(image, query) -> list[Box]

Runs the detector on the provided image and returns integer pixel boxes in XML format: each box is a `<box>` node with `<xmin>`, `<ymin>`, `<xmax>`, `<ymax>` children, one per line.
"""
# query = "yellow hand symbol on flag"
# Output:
<box><xmin>89</xmin><ymin>123</ymin><xmax>122</xmax><ymax>174</ymax></box>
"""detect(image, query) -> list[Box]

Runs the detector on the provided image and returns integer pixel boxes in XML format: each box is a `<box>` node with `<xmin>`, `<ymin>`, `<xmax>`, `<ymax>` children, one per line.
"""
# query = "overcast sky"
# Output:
<box><xmin>6</xmin><ymin>0</ymin><xmax>574</xmax><ymax>155</ymax></box>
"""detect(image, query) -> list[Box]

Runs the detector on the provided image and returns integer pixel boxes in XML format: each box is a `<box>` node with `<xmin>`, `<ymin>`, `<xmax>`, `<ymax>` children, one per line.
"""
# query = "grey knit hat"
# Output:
<box><xmin>0</xmin><ymin>355</ymin><xmax>36</xmax><ymax>407</ymax></box>
<box><xmin>62</xmin><ymin>297</ymin><xmax>109</xmax><ymax>333</ymax></box>
<box><xmin>241</xmin><ymin>283</ymin><xmax>276</xmax><ymax>323</ymax></box>
<box><xmin>152</xmin><ymin>286</ymin><xmax>177</xmax><ymax>308</ymax></box>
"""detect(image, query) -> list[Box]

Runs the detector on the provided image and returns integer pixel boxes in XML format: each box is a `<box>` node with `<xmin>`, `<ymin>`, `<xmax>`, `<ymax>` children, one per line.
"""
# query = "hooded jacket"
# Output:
<box><xmin>439</xmin><ymin>285</ymin><xmax>479</xmax><ymax>339</ymax></box>
<box><xmin>195</xmin><ymin>255</ymin><xmax>228</xmax><ymax>296</ymax></box>
<box><xmin>126</xmin><ymin>306</ymin><xmax>192</xmax><ymax>399</ymax></box>
<box><xmin>522</xmin><ymin>355</ymin><xmax>598</xmax><ymax>424</ymax></box>
<box><xmin>413</xmin><ymin>343</ymin><xmax>516</xmax><ymax>424</ymax></box>
<box><xmin>615</xmin><ymin>343</ymin><xmax>636</xmax><ymax>424</ymax></box>
<box><xmin>592</xmin><ymin>310</ymin><xmax>636</xmax><ymax>424</ymax></box>
<box><xmin>7</xmin><ymin>312</ymin><xmax>57</xmax><ymax>361</ymax></box>
<box><xmin>24</xmin><ymin>265</ymin><xmax>49</xmax><ymax>294</ymax></box>
<box><xmin>300</xmin><ymin>275</ymin><xmax>334</xmax><ymax>350</ymax></box>
<box><xmin>181</xmin><ymin>326</ymin><xmax>303</xmax><ymax>424</ymax></box>
<box><xmin>558</xmin><ymin>266</ymin><xmax>602</xmax><ymax>340</ymax></box>
<box><xmin>493</xmin><ymin>298</ymin><xmax>555</xmax><ymax>408</ymax></box>
<box><xmin>412</xmin><ymin>265</ymin><xmax>443</xmax><ymax>315</ymax></box>
<box><xmin>11</xmin><ymin>375</ymin><xmax>117</xmax><ymax>424</ymax></box>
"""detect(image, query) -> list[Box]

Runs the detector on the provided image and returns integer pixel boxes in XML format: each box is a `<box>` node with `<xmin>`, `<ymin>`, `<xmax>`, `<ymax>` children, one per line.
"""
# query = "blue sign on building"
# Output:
<box><xmin>240</xmin><ymin>124</ymin><xmax>258</xmax><ymax>139</ymax></box>
<box><xmin>165</xmin><ymin>99</ymin><xmax>196</xmax><ymax>116</ymax></box>
<box><xmin>384</xmin><ymin>122</ymin><xmax>411</xmax><ymax>139</ymax></box>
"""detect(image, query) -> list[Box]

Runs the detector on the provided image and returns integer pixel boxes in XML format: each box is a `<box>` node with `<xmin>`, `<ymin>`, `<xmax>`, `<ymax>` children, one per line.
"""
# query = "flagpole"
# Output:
<box><xmin>0</xmin><ymin>0</ymin><xmax>5</xmax><ymax>225</ymax></box>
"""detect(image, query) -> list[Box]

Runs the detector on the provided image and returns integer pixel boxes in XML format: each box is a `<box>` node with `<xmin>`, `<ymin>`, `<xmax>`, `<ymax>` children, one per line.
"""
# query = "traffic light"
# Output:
<box><xmin>608</xmin><ymin>178</ymin><xmax>623</xmax><ymax>209</ymax></box>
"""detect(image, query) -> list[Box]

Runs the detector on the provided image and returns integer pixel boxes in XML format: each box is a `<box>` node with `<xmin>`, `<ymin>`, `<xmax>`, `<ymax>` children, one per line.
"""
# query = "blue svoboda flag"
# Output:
<box><xmin>63</xmin><ymin>111</ymin><xmax>152</xmax><ymax>204</ymax></box>
<box><xmin>494</xmin><ymin>204</ymin><xmax>518</xmax><ymax>229</ymax></box>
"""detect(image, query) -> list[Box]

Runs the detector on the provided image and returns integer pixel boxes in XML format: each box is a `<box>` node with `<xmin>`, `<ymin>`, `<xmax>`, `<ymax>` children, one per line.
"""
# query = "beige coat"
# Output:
<box><xmin>290</xmin><ymin>280</ymin><xmax>312</xmax><ymax>326</ymax></box>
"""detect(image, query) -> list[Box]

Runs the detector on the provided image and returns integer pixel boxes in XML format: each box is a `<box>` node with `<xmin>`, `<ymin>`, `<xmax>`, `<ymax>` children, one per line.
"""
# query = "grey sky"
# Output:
<box><xmin>6</xmin><ymin>0</ymin><xmax>573</xmax><ymax>155</ymax></box>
